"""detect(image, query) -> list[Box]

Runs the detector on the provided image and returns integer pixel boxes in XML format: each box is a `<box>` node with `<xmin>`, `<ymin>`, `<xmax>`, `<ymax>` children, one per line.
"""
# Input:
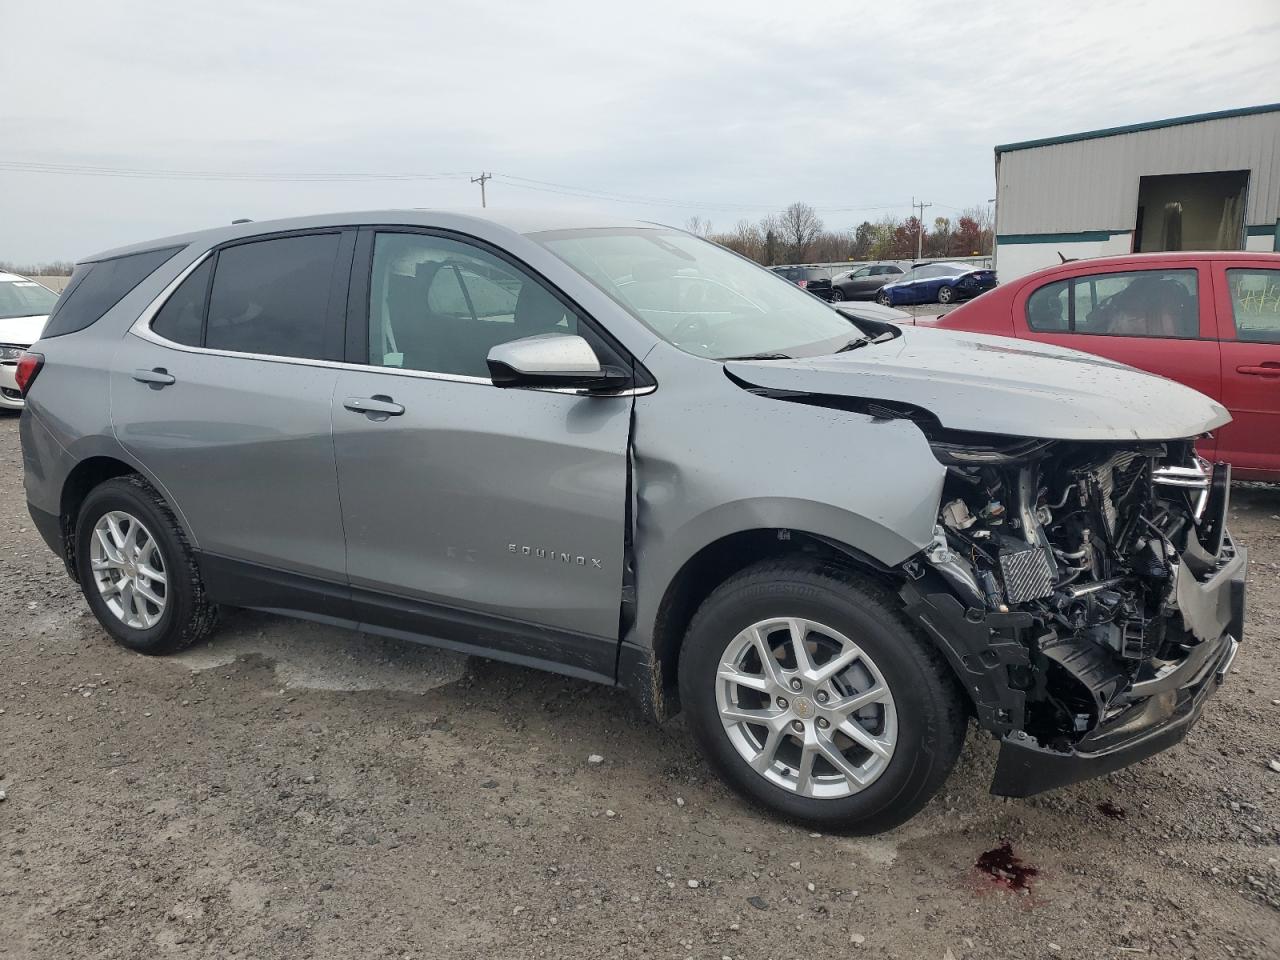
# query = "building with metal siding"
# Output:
<box><xmin>993</xmin><ymin>103</ymin><xmax>1280</xmax><ymax>280</ymax></box>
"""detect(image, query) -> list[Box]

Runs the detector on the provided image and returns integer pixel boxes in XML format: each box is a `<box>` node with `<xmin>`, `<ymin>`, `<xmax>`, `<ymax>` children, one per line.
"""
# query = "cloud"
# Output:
<box><xmin>2</xmin><ymin>0</ymin><xmax>1277</xmax><ymax>259</ymax></box>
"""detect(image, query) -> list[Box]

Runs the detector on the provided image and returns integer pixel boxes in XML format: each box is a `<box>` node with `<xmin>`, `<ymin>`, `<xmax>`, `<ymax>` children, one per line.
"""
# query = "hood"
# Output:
<box><xmin>0</xmin><ymin>314</ymin><xmax>49</xmax><ymax>346</ymax></box>
<box><xmin>725</xmin><ymin>326</ymin><xmax>1230</xmax><ymax>442</ymax></box>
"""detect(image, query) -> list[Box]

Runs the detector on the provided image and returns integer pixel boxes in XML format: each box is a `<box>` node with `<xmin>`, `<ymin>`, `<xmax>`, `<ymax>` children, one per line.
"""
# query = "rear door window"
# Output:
<box><xmin>1026</xmin><ymin>269</ymin><xmax>1199</xmax><ymax>338</ymax></box>
<box><xmin>1226</xmin><ymin>269</ymin><xmax>1280</xmax><ymax>342</ymax></box>
<box><xmin>41</xmin><ymin>246</ymin><xmax>183</xmax><ymax>338</ymax></box>
<box><xmin>205</xmin><ymin>234</ymin><xmax>341</xmax><ymax>359</ymax></box>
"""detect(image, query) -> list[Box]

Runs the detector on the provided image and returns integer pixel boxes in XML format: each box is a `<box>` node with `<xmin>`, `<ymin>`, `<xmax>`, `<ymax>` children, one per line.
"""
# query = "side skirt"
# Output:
<box><xmin>196</xmin><ymin>553</ymin><xmax>619</xmax><ymax>687</ymax></box>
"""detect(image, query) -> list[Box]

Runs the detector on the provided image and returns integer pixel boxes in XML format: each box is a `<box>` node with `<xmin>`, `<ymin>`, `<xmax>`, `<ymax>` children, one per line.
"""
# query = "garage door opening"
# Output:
<box><xmin>1134</xmin><ymin>170</ymin><xmax>1249</xmax><ymax>252</ymax></box>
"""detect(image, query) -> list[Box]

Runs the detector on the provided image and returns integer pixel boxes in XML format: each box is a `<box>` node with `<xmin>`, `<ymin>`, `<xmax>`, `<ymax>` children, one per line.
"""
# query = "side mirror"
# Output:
<box><xmin>487</xmin><ymin>334</ymin><xmax>630</xmax><ymax>391</ymax></box>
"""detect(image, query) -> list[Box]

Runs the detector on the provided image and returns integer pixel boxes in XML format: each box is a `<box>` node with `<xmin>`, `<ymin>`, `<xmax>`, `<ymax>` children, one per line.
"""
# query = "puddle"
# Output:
<box><xmin>974</xmin><ymin>842</ymin><xmax>1038</xmax><ymax>892</ymax></box>
<box><xmin>173</xmin><ymin>610</ymin><xmax>467</xmax><ymax>693</ymax></box>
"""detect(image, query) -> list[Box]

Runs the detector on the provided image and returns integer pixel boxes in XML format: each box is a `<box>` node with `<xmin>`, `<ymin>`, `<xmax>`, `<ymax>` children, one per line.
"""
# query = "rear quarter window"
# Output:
<box><xmin>42</xmin><ymin>246</ymin><xmax>183</xmax><ymax>338</ymax></box>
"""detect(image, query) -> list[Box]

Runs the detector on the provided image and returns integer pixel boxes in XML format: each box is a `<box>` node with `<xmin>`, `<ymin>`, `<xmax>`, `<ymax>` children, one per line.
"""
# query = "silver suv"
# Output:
<box><xmin>18</xmin><ymin>211</ymin><xmax>1246</xmax><ymax>832</ymax></box>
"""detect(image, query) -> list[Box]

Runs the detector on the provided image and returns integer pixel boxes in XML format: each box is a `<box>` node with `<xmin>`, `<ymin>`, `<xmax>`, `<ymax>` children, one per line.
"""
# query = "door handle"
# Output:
<box><xmin>1236</xmin><ymin>364</ymin><xmax>1280</xmax><ymax>377</ymax></box>
<box><xmin>343</xmin><ymin>395</ymin><xmax>405</xmax><ymax>417</ymax></box>
<box><xmin>132</xmin><ymin>367</ymin><xmax>176</xmax><ymax>387</ymax></box>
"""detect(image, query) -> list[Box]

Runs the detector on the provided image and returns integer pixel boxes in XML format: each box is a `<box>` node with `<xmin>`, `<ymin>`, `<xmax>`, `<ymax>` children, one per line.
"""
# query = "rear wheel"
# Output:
<box><xmin>74</xmin><ymin>475</ymin><xmax>218</xmax><ymax>654</ymax></box>
<box><xmin>678</xmin><ymin>560</ymin><xmax>965</xmax><ymax>833</ymax></box>
<box><xmin>937</xmin><ymin>285</ymin><xmax>955</xmax><ymax>304</ymax></box>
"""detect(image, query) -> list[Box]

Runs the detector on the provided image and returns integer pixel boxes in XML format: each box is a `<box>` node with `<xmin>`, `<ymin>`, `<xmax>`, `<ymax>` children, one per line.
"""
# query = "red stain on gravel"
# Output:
<box><xmin>975</xmin><ymin>842</ymin><xmax>1039</xmax><ymax>892</ymax></box>
<box><xmin>1097</xmin><ymin>801</ymin><xmax>1126</xmax><ymax>820</ymax></box>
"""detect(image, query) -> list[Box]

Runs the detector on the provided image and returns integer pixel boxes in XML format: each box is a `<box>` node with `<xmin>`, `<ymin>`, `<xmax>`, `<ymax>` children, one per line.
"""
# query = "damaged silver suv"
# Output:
<box><xmin>18</xmin><ymin>211</ymin><xmax>1246</xmax><ymax>832</ymax></box>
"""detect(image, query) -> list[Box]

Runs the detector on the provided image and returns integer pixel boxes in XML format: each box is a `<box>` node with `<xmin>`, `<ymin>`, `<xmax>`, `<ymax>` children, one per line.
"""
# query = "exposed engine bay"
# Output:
<box><xmin>907</xmin><ymin>433</ymin><xmax>1238</xmax><ymax>754</ymax></box>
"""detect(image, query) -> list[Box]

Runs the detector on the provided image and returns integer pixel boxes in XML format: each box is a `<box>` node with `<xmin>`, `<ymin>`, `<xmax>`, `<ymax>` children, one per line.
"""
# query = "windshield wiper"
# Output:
<box><xmin>720</xmin><ymin>352</ymin><xmax>793</xmax><ymax>361</ymax></box>
<box><xmin>836</xmin><ymin>331</ymin><xmax>896</xmax><ymax>352</ymax></box>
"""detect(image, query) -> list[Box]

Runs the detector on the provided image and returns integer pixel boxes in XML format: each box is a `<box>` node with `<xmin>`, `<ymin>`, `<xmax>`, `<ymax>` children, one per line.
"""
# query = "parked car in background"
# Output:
<box><xmin>830</xmin><ymin>262</ymin><xmax>904</xmax><ymax>301</ymax></box>
<box><xmin>877</xmin><ymin>261</ymin><xmax>996</xmax><ymax>306</ymax></box>
<box><xmin>929</xmin><ymin>251</ymin><xmax>1280</xmax><ymax>480</ymax></box>
<box><xmin>771</xmin><ymin>265</ymin><xmax>834</xmax><ymax>300</ymax></box>
<box><xmin>19</xmin><ymin>212</ymin><xmax>1243</xmax><ymax>833</ymax></box>
<box><xmin>0</xmin><ymin>272</ymin><xmax>59</xmax><ymax>409</ymax></box>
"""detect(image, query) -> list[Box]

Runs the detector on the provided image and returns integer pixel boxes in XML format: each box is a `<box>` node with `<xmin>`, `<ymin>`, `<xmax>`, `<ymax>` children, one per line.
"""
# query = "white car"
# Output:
<box><xmin>0</xmin><ymin>272</ymin><xmax>59</xmax><ymax>409</ymax></box>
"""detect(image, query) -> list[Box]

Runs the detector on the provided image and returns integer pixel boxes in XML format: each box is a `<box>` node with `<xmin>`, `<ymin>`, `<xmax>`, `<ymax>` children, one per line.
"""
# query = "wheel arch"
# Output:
<box><xmin>644</xmin><ymin>526</ymin><xmax>900</xmax><ymax>720</ymax></box>
<box><xmin>57</xmin><ymin>453</ymin><xmax>197</xmax><ymax>580</ymax></box>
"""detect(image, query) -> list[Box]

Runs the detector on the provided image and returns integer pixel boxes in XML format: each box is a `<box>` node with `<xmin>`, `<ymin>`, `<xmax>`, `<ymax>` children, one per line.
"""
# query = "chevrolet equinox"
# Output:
<box><xmin>18</xmin><ymin>211</ymin><xmax>1246</xmax><ymax>832</ymax></box>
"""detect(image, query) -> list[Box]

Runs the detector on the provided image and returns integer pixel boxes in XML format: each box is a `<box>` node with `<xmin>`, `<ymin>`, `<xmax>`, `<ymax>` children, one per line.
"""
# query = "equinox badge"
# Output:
<box><xmin>508</xmin><ymin>544</ymin><xmax>603</xmax><ymax>569</ymax></box>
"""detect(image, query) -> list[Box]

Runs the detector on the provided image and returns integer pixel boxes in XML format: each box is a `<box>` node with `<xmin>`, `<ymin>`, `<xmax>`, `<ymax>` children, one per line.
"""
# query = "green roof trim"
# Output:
<box><xmin>1246</xmin><ymin>224</ymin><xmax>1278</xmax><ymax>237</ymax></box>
<box><xmin>995</xmin><ymin>103</ymin><xmax>1280</xmax><ymax>154</ymax></box>
<box><xmin>996</xmin><ymin>230</ymin><xmax>1128</xmax><ymax>245</ymax></box>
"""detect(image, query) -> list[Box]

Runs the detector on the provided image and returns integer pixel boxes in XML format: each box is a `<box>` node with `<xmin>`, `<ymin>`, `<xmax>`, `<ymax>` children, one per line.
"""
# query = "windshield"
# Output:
<box><xmin>534</xmin><ymin>228</ymin><xmax>856</xmax><ymax>359</ymax></box>
<box><xmin>0</xmin><ymin>279</ymin><xmax>59</xmax><ymax>320</ymax></box>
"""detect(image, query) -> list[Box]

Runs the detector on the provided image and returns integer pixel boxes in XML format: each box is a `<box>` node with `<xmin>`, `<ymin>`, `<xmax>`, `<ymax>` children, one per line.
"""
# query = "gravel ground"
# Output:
<box><xmin>0</xmin><ymin>410</ymin><xmax>1277</xmax><ymax>959</ymax></box>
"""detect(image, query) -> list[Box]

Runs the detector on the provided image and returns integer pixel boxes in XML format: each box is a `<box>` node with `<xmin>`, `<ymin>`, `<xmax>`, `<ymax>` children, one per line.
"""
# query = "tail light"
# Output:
<box><xmin>15</xmin><ymin>352</ymin><xmax>44</xmax><ymax>397</ymax></box>
<box><xmin>797</xmin><ymin>279</ymin><xmax>808</xmax><ymax>288</ymax></box>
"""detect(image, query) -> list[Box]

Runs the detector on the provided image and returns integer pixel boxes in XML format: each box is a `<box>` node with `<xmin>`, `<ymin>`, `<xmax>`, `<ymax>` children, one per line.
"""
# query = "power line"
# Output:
<box><xmin>494</xmin><ymin>175</ymin><xmax>910</xmax><ymax>215</ymax></box>
<box><xmin>0</xmin><ymin>158</ymin><xmax>923</xmax><ymax>217</ymax></box>
<box><xmin>0</xmin><ymin>160</ymin><xmax>473</xmax><ymax>183</ymax></box>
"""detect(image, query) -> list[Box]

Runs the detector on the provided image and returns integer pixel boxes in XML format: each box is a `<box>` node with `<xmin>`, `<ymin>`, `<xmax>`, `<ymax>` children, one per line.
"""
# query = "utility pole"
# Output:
<box><xmin>912</xmin><ymin>196</ymin><xmax>932</xmax><ymax>260</ymax></box>
<box><xmin>471</xmin><ymin>172</ymin><xmax>492</xmax><ymax>208</ymax></box>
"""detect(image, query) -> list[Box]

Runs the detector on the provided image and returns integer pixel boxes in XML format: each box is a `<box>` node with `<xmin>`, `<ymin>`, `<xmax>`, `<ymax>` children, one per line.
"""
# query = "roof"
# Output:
<box><xmin>994</xmin><ymin>102</ymin><xmax>1280</xmax><ymax>155</ymax></box>
<box><xmin>82</xmin><ymin>208</ymin><xmax>661</xmax><ymax>264</ymax></box>
<box><xmin>1001</xmin><ymin>250</ymin><xmax>1280</xmax><ymax>289</ymax></box>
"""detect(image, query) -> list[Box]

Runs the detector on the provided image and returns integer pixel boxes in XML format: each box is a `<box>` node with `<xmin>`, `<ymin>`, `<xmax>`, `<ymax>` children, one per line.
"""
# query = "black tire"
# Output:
<box><xmin>830</xmin><ymin>288</ymin><xmax>845</xmax><ymax>302</ymax></box>
<box><xmin>875</xmin><ymin>290</ymin><xmax>890</xmax><ymax>306</ymax></box>
<box><xmin>937</xmin><ymin>285</ymin><xmax>955</xmax><ymax>305</ymax></box>
<box><xmin>74</xmin><ymin>474</ymin><xmax>218</xmax><ymax>655</ymax></box>
<box><xmin>678</xmin><ymin>559</ymin><xmax>966</xmax><ymax>833</ymax></box>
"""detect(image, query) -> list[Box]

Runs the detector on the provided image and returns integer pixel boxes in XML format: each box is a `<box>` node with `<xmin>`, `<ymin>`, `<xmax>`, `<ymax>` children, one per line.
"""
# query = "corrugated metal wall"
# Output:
<box><xmin>996</xmin><ymin>110</ymin><xmax>1280</xmax><ymax>234</ymax></box>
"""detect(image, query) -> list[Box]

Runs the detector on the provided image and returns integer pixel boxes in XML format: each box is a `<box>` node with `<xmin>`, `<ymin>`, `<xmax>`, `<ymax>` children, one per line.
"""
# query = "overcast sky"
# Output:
<box><xmin>2</xmin><ymin>0</ymin><xmax>1277</xmax><ymax>262</ymax></box>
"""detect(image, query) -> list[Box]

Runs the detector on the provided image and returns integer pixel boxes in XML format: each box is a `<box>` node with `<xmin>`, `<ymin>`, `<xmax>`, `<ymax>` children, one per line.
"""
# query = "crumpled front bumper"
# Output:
<box><xmin>990</xmin><ymin>541</ymin><xmax>1247</xmax><ymax>798</ymax></box>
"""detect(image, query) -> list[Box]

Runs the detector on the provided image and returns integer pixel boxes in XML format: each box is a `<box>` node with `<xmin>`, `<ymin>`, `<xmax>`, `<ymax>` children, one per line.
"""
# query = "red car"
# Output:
<box><xmin>927</xmin><ymin>252</ymin><xmax>1280</xmax><ymax>481</ymax></box>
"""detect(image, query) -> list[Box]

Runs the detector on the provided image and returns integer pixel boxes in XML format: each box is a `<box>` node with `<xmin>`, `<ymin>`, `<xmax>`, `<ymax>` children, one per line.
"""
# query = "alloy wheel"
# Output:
<box><xmin>89</xmin><ymin>510</ymin><xmax>168</xmax><ymax>629</ymax></box>
<box><xmin>715</xmin><ymin>617</ymin><xmax>897</xmax><ymax>799</ymax></box>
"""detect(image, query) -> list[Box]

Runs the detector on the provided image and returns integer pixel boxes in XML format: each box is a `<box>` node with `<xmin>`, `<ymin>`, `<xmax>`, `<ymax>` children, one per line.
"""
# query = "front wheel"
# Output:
<box><xmin>937</xmin><ymin>285</ymin><xmax>955</xmax><ymax>304</ymax></box>
<box><xmin>678</xmin><ymin>560</ymin><xmax>966</xmax><ymax>833</ymax></box>
<box><xmin>875</xmin><ymin>290</ymin><xmax>890</xmax><ymax>306</ymax></box>
<box><xmin>830</xmin><ymin>288</ymin><xmax>845</xmax><ymax>302</ymax></box>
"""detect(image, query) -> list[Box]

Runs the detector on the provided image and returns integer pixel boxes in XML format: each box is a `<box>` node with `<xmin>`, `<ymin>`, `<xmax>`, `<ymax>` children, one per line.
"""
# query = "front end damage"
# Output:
<box><xmin>899</xmin><ymin>432</ymin><xmax>1245</xmax><ymax>797</ymax></box>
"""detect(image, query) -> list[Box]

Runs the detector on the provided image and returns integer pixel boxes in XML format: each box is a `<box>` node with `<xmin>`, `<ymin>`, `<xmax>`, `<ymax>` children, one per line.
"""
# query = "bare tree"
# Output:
<box><xmin>0</xmin><ymin>259</ymin><xmax>74</xmax><ymax>276</ymax></box>
<box><xmin>683</xmin><ymin>216</ymin><xmax>712</xmax><ymax>238</ymax></box>
<box><xmin>926</xmin><ymin>216</ymin><xmax>952</xmax><ymax>257</ymax></box>
<box><xmin>713</xmin><ymin>219</ymin><xmax>763</xmax><ymax>260</ymax></box>
<box><xmin>779</xmin><ymin>202</ymin><xmax>823</xmax><ymax>262</ymax></box>
<box><xmin>697</xmin><ymin>201</ymin><xmax>991</xmax><ymax>267</ymax></box>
